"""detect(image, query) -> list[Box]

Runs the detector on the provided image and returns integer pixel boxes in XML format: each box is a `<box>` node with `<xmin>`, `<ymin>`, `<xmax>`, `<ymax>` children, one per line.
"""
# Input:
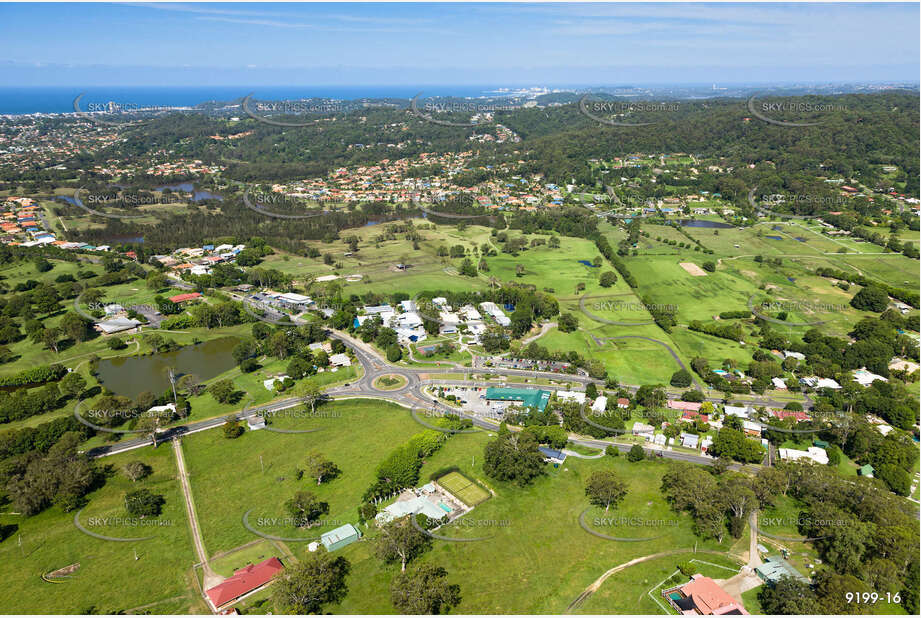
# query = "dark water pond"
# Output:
<box><xmin>96</xmin><ymin>337</ymin><xmax>238</xmax><ymax>399</ymax></box>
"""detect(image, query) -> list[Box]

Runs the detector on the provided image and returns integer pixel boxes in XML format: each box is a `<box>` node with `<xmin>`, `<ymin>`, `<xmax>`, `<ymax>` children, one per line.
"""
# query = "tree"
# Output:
<box><xmin>670</xmin><ymin>369</ymin><xmax>692</xmax><ymax>388</ymax></box>
<box><xmin>599</xmin><ymin>271</ymin><xmax>618</xmax><ymax>287</ymax></box>
<box><xmin>758</xmin><ymin>575</ymin><xmax>822</xmax><ymax>614</ymax></box>
<box><xmin>177</xmin><ymin>373</ymin><xmax>203</xmax><ymax>396</ymax></box>
<box><xmin>41</xmin><ymin>327</ymin><xmax>62</xmax><ymax>353</ymax></box>
<box><xmin>305</xmin><ymin>453</ymin><xmax>340</xmax><ymax>485</ymax></box>
<box><xmin>60</xmin><ymin>311</ymin><xmax>91</xmax><ymax>343</ymax></box>
<box><xmin>850</xmin><ymin>285</ymin><xmax>889</xmax><ymax>312</ymax></box>
<box><xmin>585</xmin><ymin>382</ymin><xmax>598</xmax><ymax>399</ymax></box>
<box><xmin>272</xmin><ymin>552</ymin><xmax>350</xmax><ymax>614</ymax></box>
<box><xmin>207</xmin><ymin>379</ymin><xmax>236</xmax><ymax>404</ymax></box>
<box><xmin>58</xmin><ymin>372</ymin><xmax>87</xmax><ymax>399</ymax></box>
<box><xmin>387</xmin><ymin>345</ymin><xmax>402</xmax><ymax>362</ymax></box>
<box><xmin>702</xmin><ymin>261</ymin><xmax>716</xmax><ymax>272</ymax></box>
<box><xmin>482</xmin><ymin>431</ymin><xmax>546</xmax><ymax>486</ymax></box>
<box><xmin>123</xmin><ymin>461</ymin><xmax>152</xmax><ymax>482</ymax></box>
<box><xmin>627</xmin><ymin>444</ymin><xmax>645</xmax><ymax>462</ymax></box>
<box><xmin>459</xmin><ymin>258</ymin><xmax>477</xmax><ymax>277</ymax></box>
<box><xmin>375</xmin><ymin>516</ymin><xmax>432</xmax><ymax>572</ymax></box>
<box><xmin>285</xmin><ymin>491</ymin><xmax>329</xmax><ymax>527</ymax></box>
<box><xmin>584</xmin><ymin>470</ymin><xmax>628</xmax><ymax>512</ymax></box>
<box><xmin>390</xmin><ymin>564</ymin><xmax>461</xmax><ymax>614</ymax></box>
<box><xmin>298</xmin><ymin>380</ymin><xmax>323</xmax><ymax>414</ymax></box>
<box><xmin>557</xmin><ymin>312</ymin><xmax>579</xmax><ymax>333</ymax></box>
<box><xmin>223</xmin><ymin>416</ymin><xmax>244</xmax><ymax>439</ymax></box>
<box><xmin>125</xmin><ymin>489</ymin><xmax>165</xmax><ymax>518</ymax></box>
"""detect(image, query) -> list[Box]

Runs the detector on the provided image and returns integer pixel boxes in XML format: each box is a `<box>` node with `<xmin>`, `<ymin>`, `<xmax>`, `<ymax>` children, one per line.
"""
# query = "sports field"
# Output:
<box><xmin>438</xmin><ymin>471</ymin><xmax>490</xmax><ymax>506</ymax></box>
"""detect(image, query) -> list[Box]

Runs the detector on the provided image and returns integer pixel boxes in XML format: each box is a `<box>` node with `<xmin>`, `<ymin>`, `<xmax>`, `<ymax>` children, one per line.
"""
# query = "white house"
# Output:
<box><xmin>853</xmin><ymin>368</ymin><xmax>887</xmax><ymax>387</ymax></box>
<box><xmin>771</xmin><ymin>377</ymin><xmax>788</xmax><ymax>390</ymax></box>
<box><xmin>591</xmin><ymin>396</ymin><xmax>608</xmax><ymax>413</ymax></box>
<box><xmin>330</xmin><ymin>353</ymin><xmax>352</xmax><ymax>367</ymax></box>
<box><xmin>778</xmin><ymin>447</ymin><xmax>828</xmax><ymax>465</ymax></box>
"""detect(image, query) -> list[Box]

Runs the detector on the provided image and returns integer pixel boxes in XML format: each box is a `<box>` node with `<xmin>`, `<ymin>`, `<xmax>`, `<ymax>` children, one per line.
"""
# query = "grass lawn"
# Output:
<box><xmin>182</xmin><ymin>399</ymin><xmax>423</xmax><ymax>556</ymax></box>
<box><xmin>0</xmin><ymin>445</ymin><xmax>202</xmax><ymax>614</ymax></box>
<box><xmin>331</xmin><ymin>433</ymin><xmax>740</xmax><ymax>614</ymax></box>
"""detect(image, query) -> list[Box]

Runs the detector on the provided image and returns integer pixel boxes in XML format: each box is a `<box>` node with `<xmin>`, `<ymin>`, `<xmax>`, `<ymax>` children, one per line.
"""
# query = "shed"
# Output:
<box><xmin>858</xmin><ymin>464</ymin><xmax>874</xmax><ymax>478</ymax></box>
<box><xmin>320</xmin><ymin>523</ymin><xmax>361</xmax><ymax>552</ymax></box>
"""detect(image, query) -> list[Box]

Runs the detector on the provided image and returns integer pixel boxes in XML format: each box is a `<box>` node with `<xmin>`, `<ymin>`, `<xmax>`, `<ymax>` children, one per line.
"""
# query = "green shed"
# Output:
<box><xmin>812</xmin><ymin>439</ymin><xmax>829</xmax><ymax>448</ymax></box>
<box><xmin>858</xmin><ymin>464</ymin><xmax>874</xmax><ymax>478</ymax></box>
<box><xmin>321</xmin><ymin>523</ymin><xmax>361</xmax><ymax>552</ymax></box>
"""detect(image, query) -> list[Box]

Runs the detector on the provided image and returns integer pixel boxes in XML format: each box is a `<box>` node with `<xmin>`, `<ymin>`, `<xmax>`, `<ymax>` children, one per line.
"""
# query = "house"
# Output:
<box><xmin>168</xmin><ymin>292</ymin><xmax>202</xmax><ymax>304</ymax></box>
<box><xmin>771</xmin><ymin>409</ymin><xmax>810</xmax><ymax>422</ymax></box>
<box><xmin>632</xmin><ymin>422</ymin><xmax>654</xmax><ymax>437</ymax></box>
<box><xmin>329</xmin><ymin>353</ymin><xmax>352</xmax><ymax>367</ymax></box>
<box><xmin>778</xmin><ymin>446</ymin><xmax>829</xmax><ymax>465</ymax></box>
<box><xmin>853</xmin><ymin>368</ymin><xmax>887</xmax><ymax>387</ymax></box>
<box><xmin>95</xmin><ymin>317</ymin><xmax>142</xmax><ymax>335</ymax></box>
<box><xmin>556</xmin><ymin>390</ymin><xmax>586</xmax><ymax>405</ymax></box>
<box><xmin>680</xmin><ymin>432</ymin><xmax>700</xmax><ymax>449</ymax></box>
<box><xmin>742</xmin><ymin>420</ymin><xmax>763</xmax><ymax>437</ymax></box>
<box><xmin>616</xmin><ymin>398</ymin><xmax>630</xmax><ymax>409</ymax></box>
<box><xmin>662</xmin><ymin>574</ymin><xmax>749</xmax><ymax>615</ymax></box>
<box><xmin>376</xmin><ymin>495</ymin><xmax>448</xmax><ymax>524</ymax></box>
<box><xmin>681</xmin><ymin>410</ymin><xmax>709</xmax><ymax>423</ymax></box>
<box><xmin>363</xmin><ymin>304</ymin><xmax>393</xmax><ymax>315</ymax></box>
<box><xmin>771</xmin><ymin>377</ymin><xmax>787</xmax><ymax>390</ymax></box>
<box><xmin>399</xmin><ymin>300</ymin><xmax>417</xmax><ymax>312</ymax></box>
<box><xmin>724</xmin><ymin>405</ymin><xmax>752</xmax><ymax>418</ymax></box>
<box><xmin>277</xmin><ymin>292</ymin><xmax>312</xmax><ymax>311</ymax></box>
<box><xmin>320</xmin><ymin>523</ymin><xmax>361</xmax><ymax>552</ymax></box>
<box><xmin>247</xmin><ymin>416</ymin><xmax>266</xmax><ymax>430</ymax></box>
<box><xmin>591</xmin><ymin>396</ymin><xmax>608</xmax><ymax>413</ymax></box>
<box><xmin>538</xmin><ymin>446</ymin><xmax>567</xmax><ymax>463</ymax></box>
<box><xmin>205</xmin><ymin>557</ymin><xmax>284</xmax><ymax>609</ymax></box>
<box><xmin>263</xmin><ymin>376</ymin><xmax>290</xmax><ymax>391</ymax></box>
<box><xmin>756</xmin><ymin>555</ymin><xmax>809</xmax><ymax>584</ymax></box>
<box><xmin>667</xmin><ymin>400</ymin><xmax>702</xmax><ymax>412</ymax></box>
<box><xmin>858</xmin><ymin>464</ymin><xmax>874</xmax><ymax>478</ymax></box>
<box><xmin>799</xmin><ymin>376</ymin><xmax>841</xmax><ymax>390</ymax></box>
<box><xmin>783</xmin><ymin>350</ymin><xmax>806</xmax><ymax>361</ymax></box>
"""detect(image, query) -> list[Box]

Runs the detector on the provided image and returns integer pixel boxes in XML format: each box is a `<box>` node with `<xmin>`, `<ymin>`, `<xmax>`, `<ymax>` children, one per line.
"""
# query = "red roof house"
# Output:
<box><xmin>771</xmin><ymin>409</ymin><xmax>810</xmax><ymax>422</ymax></box>
<box><xmin>667</xmin><ymin>400</ymin><xmax>703</xmax><ymax>412</ymax></box>
<box><xmin>168</xmin><ymin>292</ymin><xmax>202</xmax><ymax>303</ymax></box>
<box><xmin>206</xmin><ymin>557</ymin><xmax>284</xmax><ymax>608</ymax></box>
<box><xmin>664</xmin><ymin>574</ymin><xmax>749</xmax><ymax>615</ymax></box>
<box><xmin>681</xmin><ymin>410</ymin><xmax>709</xmax><ymax>423</ymax></box>
<box><xmin>616</xmin><ymin>398</ymin><xmax>630</xmax><ymax>408</ymax></box>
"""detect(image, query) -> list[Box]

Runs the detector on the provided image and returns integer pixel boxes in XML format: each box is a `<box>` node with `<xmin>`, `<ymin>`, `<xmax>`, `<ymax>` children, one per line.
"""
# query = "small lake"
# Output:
<box><xmin>676</xmin><ymin>219</ymin><xmax>734</xmax><ymax>229</ymax></box>
<box><xmin>96</xmin><ymin>337</ymin><xmax>239</xmax><ymax>399</ymax></box>
<box><xmin>155</xmin><ymin>183</ymin><xmax>223</xmax><ymax>202</ymax></box>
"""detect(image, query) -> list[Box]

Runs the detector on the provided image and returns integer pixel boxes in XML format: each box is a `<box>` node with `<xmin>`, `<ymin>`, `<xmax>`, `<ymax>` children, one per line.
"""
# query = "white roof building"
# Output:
<box><xmin>800</xmin><ymin>376</ymin><xmax>841</xmax><ymax>390</ymax></box>
<box><xmin>783</xmin><ymin>351</ymin><xmax>806</xmax><ymax>360</ymax></box>
<box><xmin>330</xmin><ymin>353</ymin><xmax>352</xmax><ymax>367</ymax></box>
<box><xmin>96</xmin><ymin>317</ymin><xmax>141</xmax><ymax>334</ymax></box>
<box><xmin>591</xmin><ymin>396</ymin><xmax>608</xmax><ymax>413</ymax></box>
<box><xmin>461</xmin><ymin>305</ymin><xmax>481</xmax><ymax>321</ymax></box>
<box><xmin>556</xmin><ymin>391</ymin><xmax>586</xmax><ymax>404</ymax></box>
<box><xmin>778</xmin><ymin>446</ymin><xmax>829</xmax><ymax>465</ymax></box>
<box><xmin>853</xmin><ymin>368</ymin><xmax>887</xmax><ymax>387</ymax></box>
<box><xmin>724</xmin><ymin>405</ymin><xmax>753</xmax><ymax>418</ymax></box>
<box><xmin>400</xmin><ymin>300</ymin><xmax>417</xmax><ymax>312</ymax></box>
<box><xmin>772</xmin><ymin>377</ymin><xmax>788</xmax><ymax>390</ymax></box>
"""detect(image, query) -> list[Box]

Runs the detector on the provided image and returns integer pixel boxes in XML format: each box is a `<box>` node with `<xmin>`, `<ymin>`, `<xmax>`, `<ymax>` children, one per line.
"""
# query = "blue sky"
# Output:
<box><xmin>0</xmin><ymin>2</ymin><xmax>918</xmax><ymax>86</ymax></box>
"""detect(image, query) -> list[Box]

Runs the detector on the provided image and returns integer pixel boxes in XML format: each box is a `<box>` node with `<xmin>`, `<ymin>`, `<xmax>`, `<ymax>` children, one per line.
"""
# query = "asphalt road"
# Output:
<box><xmin>87</xmin><ymin>324</ymin><xmax>758</xmax><ymax>470</ymax></box>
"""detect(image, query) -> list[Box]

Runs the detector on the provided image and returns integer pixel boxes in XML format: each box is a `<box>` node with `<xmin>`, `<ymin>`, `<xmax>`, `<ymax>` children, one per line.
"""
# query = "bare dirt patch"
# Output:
<box><xmin>679</xmin><ymin>262</ymin><xmax>707</xmax><ymax>276</ymax></box>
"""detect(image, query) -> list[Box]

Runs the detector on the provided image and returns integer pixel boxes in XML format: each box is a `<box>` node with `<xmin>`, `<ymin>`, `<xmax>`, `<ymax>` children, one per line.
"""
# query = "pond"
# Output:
<box><xmin>676</xmin><ymin>219</ymin><xmax>734</xmax><ymax>229</ymax></box>
<box><xmin>155</xmin><ymin>183</ymin><xmax>223</xmax><ymax>202</ymax></box>
<box><xmin>96</xmin><ymin>337</ymin><xmax>239</xmax><ymax>399</ymax></box>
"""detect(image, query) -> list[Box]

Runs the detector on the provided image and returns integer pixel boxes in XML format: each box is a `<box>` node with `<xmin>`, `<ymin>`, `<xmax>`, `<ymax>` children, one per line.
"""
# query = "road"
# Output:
<box><xmin>88</xmin><ymin>323</ymin><xmax>761</xmax><ymax>472</ymax></box>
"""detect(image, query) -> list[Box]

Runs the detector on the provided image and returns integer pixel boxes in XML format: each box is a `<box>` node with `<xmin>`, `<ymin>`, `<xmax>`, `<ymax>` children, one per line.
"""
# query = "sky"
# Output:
<box><xmin>0</xmin><ymin>2</ymin><xmax>918</xmax><ymax>87</ymax></box>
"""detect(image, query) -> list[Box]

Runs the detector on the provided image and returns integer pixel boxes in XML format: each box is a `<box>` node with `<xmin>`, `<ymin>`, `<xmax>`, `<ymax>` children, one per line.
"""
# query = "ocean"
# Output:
<box><xmin>0</xmin><ymin>85</ymin><xmax>517</xmax><ymax>115</ymax></box>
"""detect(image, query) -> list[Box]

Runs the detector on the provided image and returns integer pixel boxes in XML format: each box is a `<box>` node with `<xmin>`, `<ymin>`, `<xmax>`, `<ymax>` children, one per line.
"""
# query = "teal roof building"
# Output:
<box><xmin>320</xmin><ymin>523</ymin><xmax>361</xmax><ymax>552</ymax></box>
<box><xmin>484</xmin><ymin>387</ymin><xmax>551</xmax><ymax>412</ymax></box>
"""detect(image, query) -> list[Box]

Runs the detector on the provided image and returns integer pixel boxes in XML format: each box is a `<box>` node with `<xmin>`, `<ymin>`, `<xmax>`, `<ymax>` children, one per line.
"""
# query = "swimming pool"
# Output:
<box><xmin>439</xmin><ymin>502</ymin><xmax>452</xmax><ymax>513</ymax></box>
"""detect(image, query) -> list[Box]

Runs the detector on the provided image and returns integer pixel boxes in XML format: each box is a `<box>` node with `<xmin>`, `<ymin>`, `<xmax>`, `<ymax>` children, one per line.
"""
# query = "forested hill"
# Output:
<box><xmin>43</xmin><ymin>90</ymin><xmax>918</xmax><ymax>195</ymax></box>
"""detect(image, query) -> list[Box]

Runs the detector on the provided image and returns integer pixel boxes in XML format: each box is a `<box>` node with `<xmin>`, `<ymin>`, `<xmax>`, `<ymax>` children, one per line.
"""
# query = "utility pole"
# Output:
<box><xmin>168</xmin><ymin>367</ymin><xmax>177</xmax><ymax>403</ymax></box>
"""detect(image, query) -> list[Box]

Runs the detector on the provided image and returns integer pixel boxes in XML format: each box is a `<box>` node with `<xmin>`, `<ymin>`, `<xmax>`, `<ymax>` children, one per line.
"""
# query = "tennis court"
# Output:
<box><xmin>437</xmin><ymin>471</ymin><xmax>490</xmax><ymax>506</ymax></box>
